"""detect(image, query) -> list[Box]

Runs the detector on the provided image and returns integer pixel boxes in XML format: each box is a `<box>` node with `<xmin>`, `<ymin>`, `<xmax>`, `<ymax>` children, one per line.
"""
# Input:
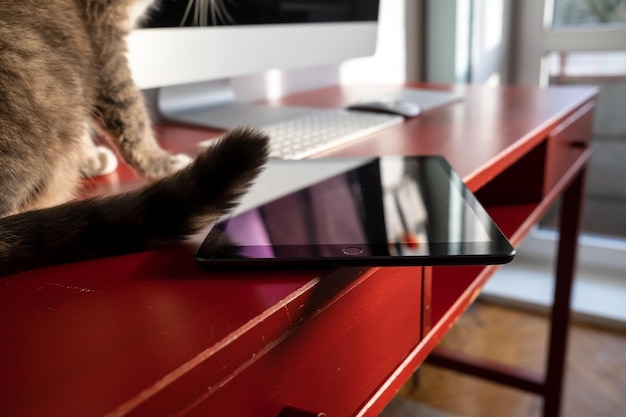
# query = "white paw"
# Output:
<box><xmin>95</xmin><ymin>146</ymin><xmax>119</xmax><ymax>175</ymax></box>
<box><xmin>141</xmin><ymin>152</ymin><xmax>194</xmax><ymax>180</ymax></box>
<box><xmin>170</xmin><ymin>153</ymin><xmax>193</xmax><ymax>171</ymax></box>
<box><xmin>82</xmin><ymin>146</ymin><xmax>119</xmax><ymax>178</ymax></box>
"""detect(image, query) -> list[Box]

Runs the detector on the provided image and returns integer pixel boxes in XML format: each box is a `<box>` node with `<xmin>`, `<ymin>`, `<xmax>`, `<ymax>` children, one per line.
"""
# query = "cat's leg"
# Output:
<box><xmin>93</xmin><ymin>77</ymin><xmax>192</xmax><ymax>180</ymax></box>
<box><xmin>85</xmin><ymin>5</ymin><xmax>193</xmax><ymax>181</ymax></box>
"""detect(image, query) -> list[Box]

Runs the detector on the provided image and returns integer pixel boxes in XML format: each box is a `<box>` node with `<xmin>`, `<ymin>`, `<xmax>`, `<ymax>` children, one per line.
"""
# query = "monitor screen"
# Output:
<box><xmin>140</xmin><ymin>0</ymin><xmax>379</xmax><ymax>27</ymax></box>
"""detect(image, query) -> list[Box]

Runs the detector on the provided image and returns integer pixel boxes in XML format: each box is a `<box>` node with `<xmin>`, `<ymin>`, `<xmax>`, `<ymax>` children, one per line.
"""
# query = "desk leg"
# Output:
<box><xmin>543</xmin><ymin>168</ymin><xmax>587</xmax><ymax>417</ymax></box>
<box><xmin>425</xmin><ymin>166</ymin><xmax>588</xmax><ymax>417</ymax></box>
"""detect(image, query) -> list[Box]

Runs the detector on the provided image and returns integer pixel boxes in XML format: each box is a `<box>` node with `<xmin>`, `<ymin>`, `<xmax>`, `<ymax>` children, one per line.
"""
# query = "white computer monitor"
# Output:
<box><xmin>126</xmin><ymin>1</ymin><xmax>380</xmax><ymax>128</ymax></box>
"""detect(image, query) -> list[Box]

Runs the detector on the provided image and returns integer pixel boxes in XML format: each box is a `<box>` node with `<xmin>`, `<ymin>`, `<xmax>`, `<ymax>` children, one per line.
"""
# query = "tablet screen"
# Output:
<box><xmin>196</xmin><ymin>156</ymin><xmax>515</xmax><ymax>268</ymax></box>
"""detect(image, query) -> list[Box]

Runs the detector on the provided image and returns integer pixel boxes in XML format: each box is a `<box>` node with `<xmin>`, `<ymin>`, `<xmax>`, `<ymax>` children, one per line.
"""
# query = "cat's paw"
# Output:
<box><xmin>142</xmin><ymin>152</ymin><xmax>193</xmax><ymax>180</ymax></box>
<box><xmin>81</xmin><ymin>146</ymin><xmax>119</xmax><ymax>178</ymax></box>
<box><xmin>167</xmin><ymin>153</ymin><xmax>193</xmax><ymax>172</ymax></box>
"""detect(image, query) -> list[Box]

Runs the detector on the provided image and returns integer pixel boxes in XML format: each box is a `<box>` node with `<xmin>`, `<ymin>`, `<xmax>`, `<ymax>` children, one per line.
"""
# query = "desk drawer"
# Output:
<box><xmin>184</xmin><ymin>267</ymin><xmax>424</xmax><ymax>417</ymax></box>
<box><xmin>545</xmin><ymin>102</ymin><xmax>595</xmax><ymax>193</ymax></box>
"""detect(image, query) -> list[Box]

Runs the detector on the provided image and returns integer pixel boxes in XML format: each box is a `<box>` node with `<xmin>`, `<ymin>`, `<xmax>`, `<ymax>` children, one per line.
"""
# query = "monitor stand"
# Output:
<box><xmin>158</xmin><ymin>79</ymin><xmax>322</xmax><ymax>130</ymax></box>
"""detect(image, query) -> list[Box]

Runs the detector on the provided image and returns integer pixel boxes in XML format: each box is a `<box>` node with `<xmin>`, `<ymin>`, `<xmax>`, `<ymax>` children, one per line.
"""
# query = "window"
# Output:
<box><xmin>552</xmin><ymin>0</ymin><xmax>626</xmax><ymax>27</ymax></box>
<box><xmin>513</xmin><ymin>0</ymin><xmax>626</xmax><ymax>270</ymax></box>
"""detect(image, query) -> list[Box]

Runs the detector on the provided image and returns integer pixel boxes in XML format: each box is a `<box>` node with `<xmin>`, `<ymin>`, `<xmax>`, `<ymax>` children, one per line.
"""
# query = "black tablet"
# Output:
<box><xmin>196</xmin><ymin>156</ymin><xmax>515</xmax><ymax>268</ymax></box>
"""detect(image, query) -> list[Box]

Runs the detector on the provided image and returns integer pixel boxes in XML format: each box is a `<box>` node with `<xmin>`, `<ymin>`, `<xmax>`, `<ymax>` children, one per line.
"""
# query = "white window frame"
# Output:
<box><xmin>514</xmin><ymin>0</ymin><xmax>626</xmax><ymax>273</ymax></box>
<box><xmin>514</xmin><ymin>1</ymin><xmax>626</xmax><ymax>86</ymax></box>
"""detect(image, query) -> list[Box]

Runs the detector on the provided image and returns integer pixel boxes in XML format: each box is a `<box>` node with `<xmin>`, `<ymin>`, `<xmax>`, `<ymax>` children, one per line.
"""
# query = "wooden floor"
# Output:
<box><xmin>384</xmin><ymin>300</ymin><xmax>626</xmax><ymax>417</ymax></box>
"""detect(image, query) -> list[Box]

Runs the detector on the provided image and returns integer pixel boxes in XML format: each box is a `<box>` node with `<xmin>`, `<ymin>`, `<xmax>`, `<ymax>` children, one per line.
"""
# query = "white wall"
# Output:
<box><xmin>424</xmin><ymin>0</ymin><xmax>513</xmax><ymax>85</ymax></box>
<box><xmin>425</xmin><ymin>0</ymin><xmax>463</xmax><ymax>83</ymax></box>
<box><xmin>470</xmin><ymin>0</ymin><xmax>513</xmax><ymax>85</ymax></box>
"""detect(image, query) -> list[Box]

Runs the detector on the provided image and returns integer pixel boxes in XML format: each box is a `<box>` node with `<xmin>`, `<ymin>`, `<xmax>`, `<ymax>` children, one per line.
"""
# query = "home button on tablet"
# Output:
<box><xmin>342</xmin><ymin>246</ymin><xmax>364</xmax><ymax>256</ymax></box>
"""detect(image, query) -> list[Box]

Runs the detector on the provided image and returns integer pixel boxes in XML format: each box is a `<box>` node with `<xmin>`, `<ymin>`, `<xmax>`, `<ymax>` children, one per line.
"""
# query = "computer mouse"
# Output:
<box><xmin>346</xmin><ymin>99</ymin><xmax>421</xmax><ymax>117</ymax></box>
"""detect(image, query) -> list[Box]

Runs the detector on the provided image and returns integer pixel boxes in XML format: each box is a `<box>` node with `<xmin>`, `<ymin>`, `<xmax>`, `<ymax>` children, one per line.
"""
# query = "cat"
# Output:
<box><xmin>0</xmin><ymin>0</ymin><xmax>269</xmax><ymax>276</ymax></box>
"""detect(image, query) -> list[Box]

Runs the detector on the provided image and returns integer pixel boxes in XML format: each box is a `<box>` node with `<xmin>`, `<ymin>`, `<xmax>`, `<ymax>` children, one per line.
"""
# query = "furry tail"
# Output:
<box><xmin>0</xmin><ymin>127</ymin><xmax>270</xmax><ymax>276</ymax></box>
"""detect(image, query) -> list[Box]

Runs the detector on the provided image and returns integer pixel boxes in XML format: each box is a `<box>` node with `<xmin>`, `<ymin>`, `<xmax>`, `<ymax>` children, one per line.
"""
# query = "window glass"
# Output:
<box><xmin>552</xmin><ymin>0</ymin><xmax>626</xmax><ymax>27</ymax></box>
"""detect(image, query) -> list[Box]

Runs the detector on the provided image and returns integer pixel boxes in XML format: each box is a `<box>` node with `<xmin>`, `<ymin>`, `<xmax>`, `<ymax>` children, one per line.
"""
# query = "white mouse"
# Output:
<box><xmin>347</xmin><ymin>99</ymin><xmax>421</xmax><ymax>117</ymax></box>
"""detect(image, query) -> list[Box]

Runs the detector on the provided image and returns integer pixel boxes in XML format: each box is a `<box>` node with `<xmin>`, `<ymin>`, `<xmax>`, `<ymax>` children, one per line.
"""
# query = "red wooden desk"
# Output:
<box><xmin>0</xmin><ymin>84</ymin><xmax>597</xmax><ymax>417</ymax></box>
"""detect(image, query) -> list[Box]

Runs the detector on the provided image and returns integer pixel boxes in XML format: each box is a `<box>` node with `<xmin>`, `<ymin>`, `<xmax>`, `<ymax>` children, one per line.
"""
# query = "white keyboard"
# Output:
<box><xmin>198</xmin><ymin>109</ymin><xmax>403</xmax><ymax>159</ymax></box>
